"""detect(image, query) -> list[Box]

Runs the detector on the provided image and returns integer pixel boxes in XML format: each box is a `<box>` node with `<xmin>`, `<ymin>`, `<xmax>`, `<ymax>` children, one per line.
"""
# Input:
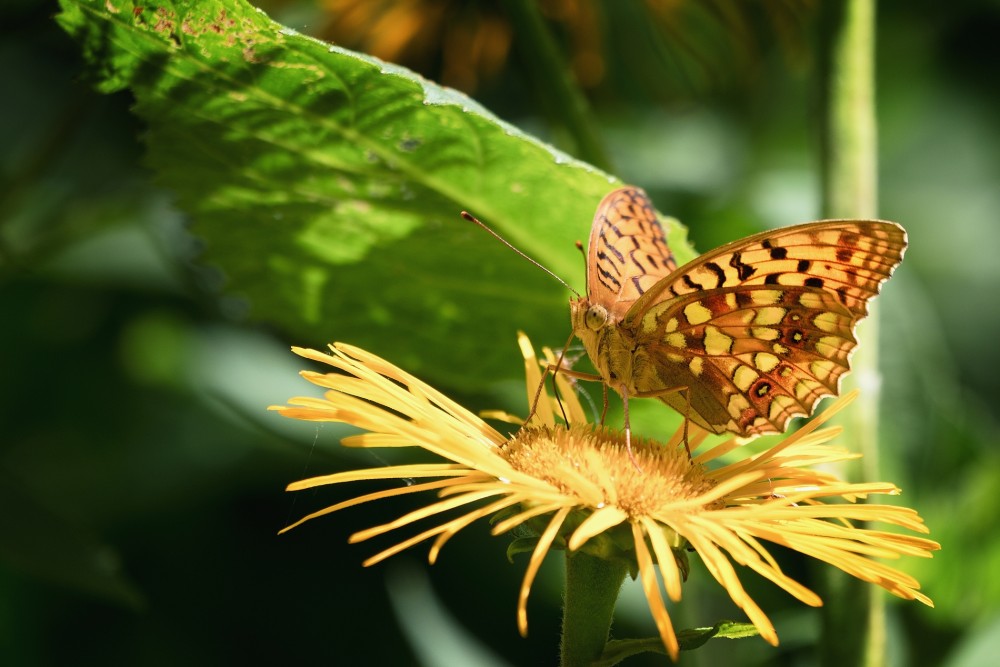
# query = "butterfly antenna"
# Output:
<box><xmin>574</xmin><ymin>240</ymin><xmax>589</xmax><ymax>278</ymax></box>
<box><xmin>461</xmin><ymin>211</ymin><xmax>581</xmax><ymax>298</ymax></box>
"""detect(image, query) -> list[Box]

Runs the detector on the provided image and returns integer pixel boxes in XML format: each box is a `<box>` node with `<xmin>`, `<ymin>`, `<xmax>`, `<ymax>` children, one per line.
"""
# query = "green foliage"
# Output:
<box><xmin>594</xmin><ymin>622</ymin><xmax>760</xmax><ymax>665</ymax></box>
<box><xmin>5</xmin><ymin>0</ymin><xmax>998</xmax><ymax>664</ymax></box>
<box><xmin>56</xmin><ymin>0</ymin><xmax>692</xmax><ymax>390</ymax></box>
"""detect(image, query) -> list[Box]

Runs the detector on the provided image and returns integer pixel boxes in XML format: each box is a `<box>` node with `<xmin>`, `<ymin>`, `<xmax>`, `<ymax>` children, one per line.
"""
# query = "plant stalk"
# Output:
<box><xmin>817</xmin><ymin>0</ymin><xmax>886</xmax><ymax>666</ymax></box>
<box><xmin>560</xmin><ymin>551</ymin><xmax>627</xmax><ymax>667</ymax></box>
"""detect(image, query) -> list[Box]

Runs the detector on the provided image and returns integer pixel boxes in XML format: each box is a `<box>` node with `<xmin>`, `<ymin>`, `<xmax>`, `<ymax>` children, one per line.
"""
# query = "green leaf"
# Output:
<box><xmin>678</xmin><ymin>620</ymin><xmax>761</xmax><ymax>646</ymax></box>
<box><xmin>56</xmin><ymin>0</ymin><xmax>694</xmax><ymax>390</ymax></box>
<box><xmin>595</xmin><ymin>622</ymin><xmax>760</xmax><ymax>665</ymax></box>
<box><xmin>596</xmin><ymin>637</ymin><xmax>670</xmax><ymax>666</ymax></box>
<box><xmin>506</xmin><ymin>536</ymin><xmax>544</xmax><ymax>562</ymax></box>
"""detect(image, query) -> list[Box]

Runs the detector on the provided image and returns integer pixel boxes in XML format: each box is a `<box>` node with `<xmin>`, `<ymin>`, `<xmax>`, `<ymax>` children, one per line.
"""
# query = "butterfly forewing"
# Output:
<box><xmin>587</xmin><ymin>187</ymin><xmax>677</xmax><ymax>319</ymax></box>
<box><xmin>574</xmin><ymin>186</ymin><xmax>907</xmax><ymax>439</ymax></box>
<box><xmin>625</xmin><ymin>220</ymin><xmax>906</xmax><ymax>329</ymax></box>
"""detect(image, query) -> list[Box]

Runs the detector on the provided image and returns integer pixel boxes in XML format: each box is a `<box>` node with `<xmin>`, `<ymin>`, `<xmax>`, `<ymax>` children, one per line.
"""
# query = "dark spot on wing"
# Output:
<box><xmin>597</xmin><ymin>266</ymin><xmax>622</xmax><ymax>291</ymax></box>
<box><xmin>596</xmin><ymin>250</ymin><xmax>621</xmax><ymax>276</ymax></box>
<box><xmin>599</xmin><ymin>231</ymin><xmax>625</xmax><ymax>263</ymax></box>
<box><xmin>729</xmin><ymin>252</ymin><xmax>756</xmax><ymax>281</ymax></box>
<box><xmin>705</xmin><ymin>262</ymin><xmax>726</xmax><ymax>288</ymax></box>
<box><xmin>683</xmin><ymin>275</ymin><xmax>704</xmax><ymax>291</ymax></box>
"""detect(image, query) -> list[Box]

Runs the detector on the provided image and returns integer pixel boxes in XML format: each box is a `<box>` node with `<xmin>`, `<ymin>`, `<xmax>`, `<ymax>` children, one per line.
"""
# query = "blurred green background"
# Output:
<box><xmin>3</xmin><ymin>1</ymin><xmax>999</xmax><ymax>665</ymax></box>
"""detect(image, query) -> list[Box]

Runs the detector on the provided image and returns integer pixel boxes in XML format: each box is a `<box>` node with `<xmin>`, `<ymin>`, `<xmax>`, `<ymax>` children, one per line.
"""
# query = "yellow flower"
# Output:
<box><xmin>271</xmin><ymin>334</ymin><xmax>939</xmax><ymax>661</ymax></box>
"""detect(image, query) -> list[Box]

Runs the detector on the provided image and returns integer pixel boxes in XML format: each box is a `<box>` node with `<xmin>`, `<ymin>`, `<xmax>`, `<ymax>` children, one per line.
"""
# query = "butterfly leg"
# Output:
<box><xmin>633</xmin><ymin>385</ymin><xmax>693</xmax><ymax>459</ymax></box>
<box><xmin>543</xmin><ymin>366</ymin><xmax>639</xmax><ymax>470</ymax></box>
<box><xmin>524</xmin><ymin>364</ymin><xmax>554</xmax><ymax>426</ymax></box>
<box><xmin>549</xmin><ymin>371</ymin><xmax>571</xmax><ymax>425</ymax></box>
<box><xmin>524</xmin><ymin>330</ymin><xmax>597</xmax><ymax>427</ymax></box>
<box><xmin>530</xmin><ymin>364</ymin><xmax>603</xmax><ymax>426</ymax></box>
<box><xmin>619</xmin><ymin>384</ymin><xmax>643</xmax><ymax>472</ymax></box>
<box><xmin>600</xmin><ymin>383</ymin><xmax>609</xmax><ymax>425</ymax></box>
<box><xmin>681</xmin><ymin>388</ymin><xmax>692</xmax><ymax>461</ymax></box>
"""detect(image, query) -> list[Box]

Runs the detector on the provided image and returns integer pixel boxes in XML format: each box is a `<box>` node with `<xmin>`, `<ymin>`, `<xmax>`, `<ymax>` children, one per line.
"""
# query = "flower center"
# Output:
<box><xmin>501</xmin><ymin>424</ymin><xmax>718</xmax><ymax>516</ymax></box>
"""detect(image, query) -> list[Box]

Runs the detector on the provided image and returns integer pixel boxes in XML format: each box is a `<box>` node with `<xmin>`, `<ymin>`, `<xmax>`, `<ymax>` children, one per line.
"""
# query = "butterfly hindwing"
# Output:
<box><xmin>638</xmin><ymin>285</ymin><xmax>858</xmax><ymax>435</ymax></box>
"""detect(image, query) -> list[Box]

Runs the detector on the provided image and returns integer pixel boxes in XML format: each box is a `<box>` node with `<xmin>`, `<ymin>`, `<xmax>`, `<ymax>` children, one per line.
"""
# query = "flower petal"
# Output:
<box><xmin>641</xmin><ymin>515</ymin><xmax>684</xmax><ymax>602</ymax></box>
<box><xmin>632</xmin><ymin>521</ymin><xmax>679</xmax><ymax>660</ymax></box>
<box><xmin>682</xmin><ymin>527</ymin><xmax>778</xmax><ymax>645</ymax></box>
<box><xmin>518</xmin><ymin>507</ymin><xmax>572</xmax><ymax>637</ymax></box>
<box><xmin>351</xmin><ymin>489</ymin><xmax>509</xmax><ymax>543</ymax></box>
<box><xmin>568</xmin><ymin>505</ymin><xmax>628</xmax><ymax>551</ymax></box>
<box><xmin>279</xmin><ymin>477</ymin><xmax>466</xmax><ymax>533</ymax></box>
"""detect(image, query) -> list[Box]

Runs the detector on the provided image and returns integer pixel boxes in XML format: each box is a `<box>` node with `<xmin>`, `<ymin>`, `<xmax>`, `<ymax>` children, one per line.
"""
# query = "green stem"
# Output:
<box><xmin>503</xmin><ymin>0</ymin><xmax>613</xmax><ymax>171</ymax></box>
<box><xmin>560</xmin><ymin>551</ymin><xmax>627</xmax><ymax>667</ymax></box>
<box><xmin>821</xmin><ymin>0</ymin><xmax>878</xmax><ymax>220</ymax></box>
<box><xmin>818</xmin><ymin>1</ymin><xmax>886</xmax><ymax>666</ymax></box>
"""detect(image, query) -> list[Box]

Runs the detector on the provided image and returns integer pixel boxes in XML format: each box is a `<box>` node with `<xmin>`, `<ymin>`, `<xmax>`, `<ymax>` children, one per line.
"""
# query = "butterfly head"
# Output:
<box><xmin>570</xmin><ymin>297</ymin><xmax>612</xmax><ymax>334</ymax></box>
<box><xmin>584</xmin><ymin>303</ymin><xmax>610</xmax><ymax>331</ymax></box>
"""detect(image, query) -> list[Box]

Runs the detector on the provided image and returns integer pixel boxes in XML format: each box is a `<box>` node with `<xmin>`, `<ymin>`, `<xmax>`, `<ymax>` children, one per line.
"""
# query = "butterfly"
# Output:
<box><xmin>567</xmin><ymin>186</ymin><xmax>906</xmax><ymax>441</ymax></box>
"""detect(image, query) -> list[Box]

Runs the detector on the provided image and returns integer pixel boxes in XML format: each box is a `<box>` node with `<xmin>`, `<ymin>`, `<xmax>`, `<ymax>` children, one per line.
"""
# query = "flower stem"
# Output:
<box><xmin>821</xmin><ymin>1</ymin><xmax>878</xmax><ymax>220</ymax></box>
<box><xmin>817</xmin><ymin>1</ymin><xmax>886</xmax><ymax>666</ymax></box>
<box><xmin>560</xmin><ymin>551</ymin><xmax>627</xmax><ymax>667</ymax></box>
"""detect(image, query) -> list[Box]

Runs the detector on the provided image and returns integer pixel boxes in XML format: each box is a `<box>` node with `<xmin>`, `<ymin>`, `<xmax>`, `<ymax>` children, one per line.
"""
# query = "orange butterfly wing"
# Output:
<box><xmin>586</xmin><ymin>187</ymin><xmax>677</xmax><ymax>319</ymax></box>
<box><xmin>574</xmin><ymin>186</ymin><xmax>907</xmax><ymax>437</ymax></box>
<box><xmin>625</xmin><ymin>219</ymin><xmax>906</xmax><ymax>325</ymax></box>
